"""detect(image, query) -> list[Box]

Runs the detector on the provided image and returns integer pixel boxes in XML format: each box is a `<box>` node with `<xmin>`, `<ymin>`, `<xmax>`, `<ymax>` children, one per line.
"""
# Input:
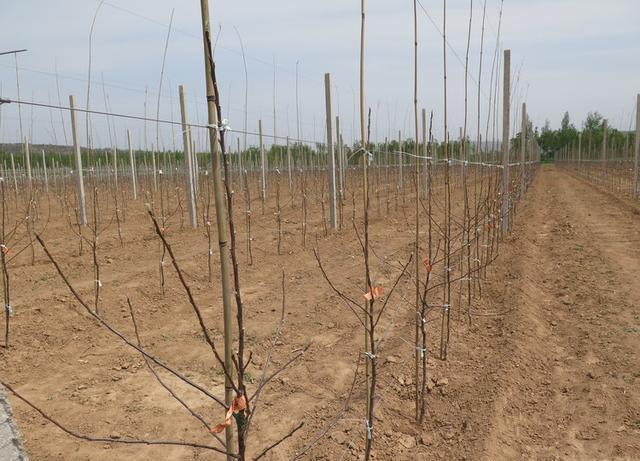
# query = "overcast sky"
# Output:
<box><xmin>0</xmin><ymin>0</ymin><xmax>638</xmax><ymax>150</ymax></box>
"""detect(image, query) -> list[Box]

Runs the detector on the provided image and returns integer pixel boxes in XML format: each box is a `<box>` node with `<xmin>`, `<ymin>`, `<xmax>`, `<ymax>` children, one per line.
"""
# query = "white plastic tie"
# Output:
<box><xmin>363</xmin><ymin>351</ymin><xmax>376</xmax><ymax>360</ymax></box>
<box><xmin>211</xmin><ymin>119</ymin><xmax>231</xmax><ymax>133</ymax></box>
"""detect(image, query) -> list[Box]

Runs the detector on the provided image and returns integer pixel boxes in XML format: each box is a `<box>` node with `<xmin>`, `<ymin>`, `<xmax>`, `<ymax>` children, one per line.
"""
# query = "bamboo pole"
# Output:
<box><xmin>336</xmin><ymin>115</ymin><xmax>344</xmax><ymax>195</ymax></box>
<box><xmin>41</xmin><ymin>150</ymin><xmax>48</xmax><ymax>193</ymax></box>
<box><xmin>602</xmin><ymin>118</ymin><xmax>608</xmax><ymax>174</ymax></box>
<box><xmin>179</xmin><ymin>85</ymin><xmax>197</xmax><ymax>229</ymax></box>
<box><xmin>237</xmin><ymin>137</ymin><xmax>242</xmax><ymax>175</ymax></box>
<box><xmin>24</xmin><ymin>137</ymin><xmax>32</xmax><ymax>195</ymax></box>
<box><xmin>10</xmin><ymin>154</ymin><xmax>17</xmax><ymax>203</ymax></box>
<box><xmin>422</xmin><ymin>108</ymin><xmax>428</xmax><ymax>197</ymax></box>
<box><xmin>520</xmin><ymin>102</ymin><xmax>526</xmax><ymax>197</ymax></box>
<box><xmin>324</xmin><ymin>73</ymin><xmax>337</xmax><ymax>230</ymax></box>
<box><xmin>578</xmin><ymin>131</ymin><xmax>582</xmax><ymax>167</ymax></box>
<box><xmin>112</xmin><ymin>146</ymin><xmax>118</xmax><ymax>190</ymax></box>
<box><xmin>286</xmin><ymin>136</ymin><xmax>292</xmax><ymax>192</ymax></box>
<box><xmin>259</xmin><ymin>119</ymin><xmax>266</xmax><ymax>209</ymax></box>
<box><xmin>197</xmin><ymin>0</ymin><xmax>235</xmax><ymax>457</ymax></box>
<box><xmin>69</xmin><ymin>95</ymin><xmax>87</xmax><ymax>226</ymax></box>
<box><xmin>127</xmin><ymin>129</ymin><xmax>137</xmax><ymax>200</ymax></box>
<box><xmin>412</xmin><ymin>0</ymin><xmax>421</xmax><ymax>422</ymax></box>
<box><xmin>500</xmin><ymin>49</ymin><xmax>511</xmax><ymax>234</ymax></box>
<box><xmin>192</xmin><ymin>138</ymin><xmax>199</xmax><ymax>195</ymax></box>
<box><xmin>633</xmin><ymin>94</ymin><xmax>639</xmax><ymax>197</ymax></box>
<box><xmin>397</xmin><ymin>129</ymin><xmax>403</xmax><ymax>188</ymax></box>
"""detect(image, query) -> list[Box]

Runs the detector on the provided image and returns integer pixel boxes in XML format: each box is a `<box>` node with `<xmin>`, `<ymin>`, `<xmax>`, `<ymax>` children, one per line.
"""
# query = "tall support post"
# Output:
<box><xmin>500</xmin><ymin>49</ymin><xmax>511</xmax><ymax>234</ymax></box>
<box><xmin>286</xmin><ymin>136</ymin><xmax>292</xmax><ymax>193</ymax></box>
<box><xmin>237</xmin><ymin>137</ymin><xmax>242</xmax><ymax>175</ymax></box>
<box><xmin>41</xmin><ymin>150</ymin><xmax>48</xmax><ymax>193</ymax></box>
<box><xmin>259</xmin><ymin>119</ymin><xmax>266</xmax><ymax>205</ymax></box>
<box><xmin>151</xmin><ymin>146</ymin><xmax>158</xmax><ymax>192</ymax></box>
<box><xmin>69</xmin><ymin>95</ymin><xmax>87</xmax><ymax>225</ymax></box>
<box><xmin>336</xmin><ymin>115</ymin><xmax>344</xmax><ymax>195</ymax></box>
<box><xmin>412</xmin><ymin>0</ymin><xmax>421</xmax><ymax>421</ymax></box>
<box><xmin>192</xmin><ymin>138</ymin><xmax>199</xmax><ymax>195</ymax></box>
<box><xmin>340</xmin><ymin>133</ymin><xmax>346</xmax><ymax>187</ymax></box>
<box><xmin>578</xmin><ymin>132</ymin><xmax>582</xmax><ymax>168</ymax></box>
<box><xmin>127</xmin><ymin>129</ymin><xmax>137</xmax><ymax>200</ymax></box>
<box><xmin>179</xmin><ymin>85</ymin><xmax>197</xmax><ymax>229</ymax></box>
<box><xmin>10</xmin><ymin>154</ymin><xmax>17</xmax><ymax>202</ymax></box>
<box><xmin>324</xmin><ymin>73</ymin><xmax>337</xmax><ymax>230</ymax></box>
<box><xmin>112</xmin><ymin>146</ymin><xmax>118</xmax><ymax>190</ymax></box>
<box><xmin>422</xmin><ymin>108</ymin><xmax>428</xmax><ymax>197</ymax></box>
<box><xmin>520</xmin><ymin>102</ymin><xmax>526</xmax><ymax>197</ymax></box>
<box><xmin>602</xmin><ymin>118</ymin><xmax>608</xmax><ymax>176</ymax></box>
<box><xmin>398</xmin><ymin>129</ymin><xmax>403</xmax><ymax>188</ymax></box>
<box><xmin>197</xmin><ymin>0</ymin><xmax>235</xmax><ymax>456</ymax></box>
<box><xmin>24</xmin><ymin>137</ymin><xmax>32</xmax><ymax>195</ymax></box>
<box><xmin>633</xmin><ymin>94</ymin><xmax>639</xmax><ymax>197</ymax></box>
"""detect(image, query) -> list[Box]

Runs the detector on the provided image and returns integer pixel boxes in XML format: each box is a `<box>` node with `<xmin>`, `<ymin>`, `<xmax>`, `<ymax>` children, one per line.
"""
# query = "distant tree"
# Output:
<box><xmin>583</xmin><ymin>111</ymin><xmax>604</xmax><ymax>133</ymax></box>
<box><xmin>535</xmin><ymin>112</ymin><xmax>578</xmax><ymax>160</ymax></box>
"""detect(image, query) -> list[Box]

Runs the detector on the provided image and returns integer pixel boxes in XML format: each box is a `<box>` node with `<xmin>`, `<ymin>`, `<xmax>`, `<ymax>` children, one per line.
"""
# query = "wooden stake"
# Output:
<box><xmin>520</xmin><ymin>102</ymin><xmax>526</xmax><ymax>197</ymax></box>
<box><xmin>127</xmin><ymin>129</ymin><xmax>137</xmax><ymax>200</ymax></box>
<box><xmin>179</xmin><ymin>85</ymin><xmax>197</xmax><ymax>229</ymax></box>
<box><xmin>422</xmin><ymin>108</ymin><xmax>428</xmax><ymax>197</ymax></box>
<box><xmin>197</xmin><ymin>0</ymin><xmax>236</xmax><ymax>456</ymax></box>
<box><xmin>336</xmin><ymin>115</ymin><xmax>344</xmax><ymax>195</ymax></box>
<box><xmin>500</xmin><ymin>49</ymin><xmax>511</xmax><ymax>234</ymax></box>
<box><xmin>397</xmin><ymin>129</ymin><xmax>403</xmax><ymax>188</ymax></box>
<box><xmin>578</xmin><ymin>132</ymin><xmax>582</xmax><ymax>166</ymax></box>
<box><xmin>10</xmin><ymin>154</ymin><xmax>17</xmax><ymax>204</ymax></box>
<box><xmin>41</xmin><ymin>150</ymin><xmax>48</xmax><ymax>193</ymax></box>
<box><xmin>602</xmin><ymin>118</ymin><xmax>608</xmax><ymax>172</ymax></box>
<box><xmin>633</xmin><ymin>94</ymin><xmax>639</xmax><ymax>197</ymax></box>
<box><xmin>286</xmin><ymin>136</ymin><xmax>292</xmax><ymax>193</ymax></box>
<box><xmin>112</xmin><ymin>146</ymin><xmax>118</xmax><ymax>190</ymax></box>
<box><xmin>24</xmin><ymin>137</ymin><xmax>32</xmax><ymax>195</ymax></box>
<box><xmin>259</xmin><ymin>119</ymin><xmax>266</xmax><ymax>210</ymax></box>
<box><xmin>69</xmin><ymin>95</ymin><xmax>87</xmax><ymax>226</ymax></box>
<box><xmin>324</xmin><ymin>73</ymin><xmax>337</xmax><ymax>230</ymax></box>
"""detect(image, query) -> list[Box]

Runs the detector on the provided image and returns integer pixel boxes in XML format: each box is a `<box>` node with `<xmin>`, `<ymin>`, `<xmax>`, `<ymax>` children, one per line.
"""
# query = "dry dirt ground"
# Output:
<box><xmin>1</xmin><ymin>164</ymin><xmax>639</xmax><ymax>460</ymax></box>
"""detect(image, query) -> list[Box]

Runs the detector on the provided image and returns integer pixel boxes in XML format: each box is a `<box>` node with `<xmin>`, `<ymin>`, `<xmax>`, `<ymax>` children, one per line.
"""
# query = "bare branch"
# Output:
<box><xmin>126</xmin><ymin>297</ymin><xmax>226</xmax><ymax>448</ymax></box>
<box><xmin>146</xmin><ymin>206</ymin><xmax>240</xmax><ymax>396</ymax></box>
<box><xmin>253</xmin><ymin>421</ymin><xmax>304</xmax><ymax>461</ymax></box>
<box><xmin>35</xmin><ymin>233</ymin><xmax>226</xmax><ymax>408</ymax></box>
<box><xmin>2</xmin><ymin>381</ymin><xmax>233</xmax><ymax>457</ymax></box>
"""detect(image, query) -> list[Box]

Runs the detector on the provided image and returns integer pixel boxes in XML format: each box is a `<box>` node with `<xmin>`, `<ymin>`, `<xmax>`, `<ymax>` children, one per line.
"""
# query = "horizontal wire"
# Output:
<box><xmin>0</xmin><ymin>97</ymin><xmax>325</xmax><ymax>146</ymax></box>
<box><xmin>0</xmin><ymin>62</ymin><xmax>319</xmax><ymax>131</ymax></box>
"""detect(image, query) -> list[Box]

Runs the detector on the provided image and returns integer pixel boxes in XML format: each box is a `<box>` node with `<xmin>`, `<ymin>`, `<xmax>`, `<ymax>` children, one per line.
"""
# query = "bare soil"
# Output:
<box><xmin>1</xmin><ymin>165</ymin><xmax>639</xmax><ymax>460</ymax></box>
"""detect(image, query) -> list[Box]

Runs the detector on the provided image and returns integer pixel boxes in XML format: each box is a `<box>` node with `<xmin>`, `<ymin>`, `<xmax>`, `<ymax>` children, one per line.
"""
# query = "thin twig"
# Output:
<box><xmin>2</xmin><ymin>381</ymin><xmax>233</xmax><ymax>457</ymax></box>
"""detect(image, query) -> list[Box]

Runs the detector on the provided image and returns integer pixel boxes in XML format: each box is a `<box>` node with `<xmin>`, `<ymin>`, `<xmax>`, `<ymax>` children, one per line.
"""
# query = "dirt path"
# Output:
<box><xmin>484</xmin><ymin>165</ymin><xmax>640</xmax><ymax>460</ymax></box>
